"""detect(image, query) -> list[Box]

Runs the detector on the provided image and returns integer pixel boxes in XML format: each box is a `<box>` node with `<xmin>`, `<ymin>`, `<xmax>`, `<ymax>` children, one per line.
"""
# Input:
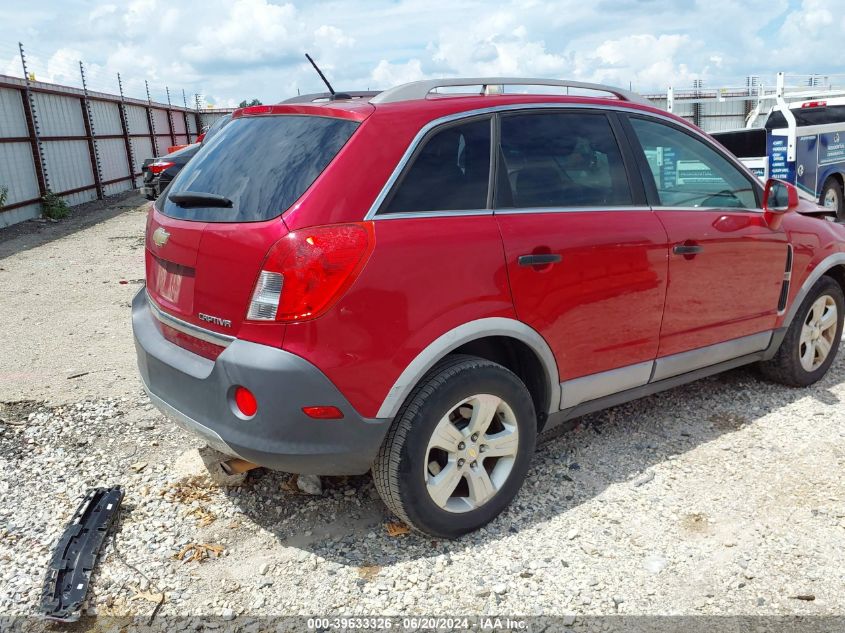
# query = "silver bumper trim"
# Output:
<box><xmin>146</xmin><ymin>290</ymin><xmax>235</xmax><ymax>348</ymax></box>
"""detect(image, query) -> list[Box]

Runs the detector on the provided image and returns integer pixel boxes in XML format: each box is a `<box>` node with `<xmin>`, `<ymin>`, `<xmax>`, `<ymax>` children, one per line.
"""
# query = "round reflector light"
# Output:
<box><xmin>234</xmin><ymin>386</ymin><xmax>258</xmax><ymax>417</ymax></box>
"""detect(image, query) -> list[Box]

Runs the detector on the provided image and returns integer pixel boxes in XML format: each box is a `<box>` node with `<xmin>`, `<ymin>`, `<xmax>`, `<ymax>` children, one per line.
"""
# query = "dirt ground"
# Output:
<box><xmin>0</xmin><ymin>191</ymin><xmax>147</xmax><ymax>405</ymax></box>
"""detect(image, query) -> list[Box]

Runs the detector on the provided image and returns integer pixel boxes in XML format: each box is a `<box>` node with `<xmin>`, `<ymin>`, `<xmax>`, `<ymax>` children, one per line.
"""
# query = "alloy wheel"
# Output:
<box><xmin>424</xmin><ymin>394</ymin><xmax>519</xmax><ymax>513</ymax></box>
<box><xmin>800</xmin><ymin>295</ymin><xmax>838</xmax><ymax>372</ymax></box>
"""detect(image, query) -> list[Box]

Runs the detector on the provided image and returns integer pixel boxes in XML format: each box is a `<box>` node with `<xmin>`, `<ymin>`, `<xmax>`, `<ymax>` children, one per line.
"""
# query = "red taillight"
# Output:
<box><xmin>149</xmin><ymin>160</ymin><xmax>174</xmax><ymax>175</ymax></box>
<box><xmin>241</xmin><ymin>105</ymin><xmax>273</xmax><ymax>116</ymax></box>
<box><xmin>234</xmin><ymin>387</ymin><xmax>258</xmax><ymax>417</ymax></box>
<box><xmin>302</xmin><ymin>406</ymin><xmax>344</xmax><ymax>419</ymax></box>
<box><xmin>158</xmin><ymin>321</ymin><xmax>225</xmax><ymax>361</ymax></box>
<box><xmin>801</xmin><ymin>100</ymin><xmax>826</xmax><ymax>109</ymax></box>
<box><xmin>247</xmin><ymin>222</ymin><xmax>375</xmax><ymax>323</ymax></box>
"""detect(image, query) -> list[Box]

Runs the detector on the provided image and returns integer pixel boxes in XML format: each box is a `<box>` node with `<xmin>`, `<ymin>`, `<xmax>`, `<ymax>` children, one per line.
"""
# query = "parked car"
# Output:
<box><xmin>141</xmin><ymin>114</ymin><xmax>232</xmax><ymax>200</ymax></box>
<box><xmin>133</xmin><ymin>78</ymin><xmax>845</xmax><ymax>538</ymax></box>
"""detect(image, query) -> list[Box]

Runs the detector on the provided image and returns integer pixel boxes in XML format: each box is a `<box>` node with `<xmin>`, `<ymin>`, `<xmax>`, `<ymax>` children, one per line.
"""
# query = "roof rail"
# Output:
<box><xmin>369</xmin><ymin>78</ymin><xmax>649</xmax><ymax>106</ymax></box>
<box><xmin>281</xmin><ymin>91</ymin><xmax>380</xmax><ymax>104</ymax></box>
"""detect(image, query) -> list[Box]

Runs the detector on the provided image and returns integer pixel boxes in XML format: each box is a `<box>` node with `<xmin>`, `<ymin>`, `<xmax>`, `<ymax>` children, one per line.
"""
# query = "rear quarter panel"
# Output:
<box><xmin>281</xmin><ymin>216</ymin><xmax>515</xmax><ymax>418</ymax></box>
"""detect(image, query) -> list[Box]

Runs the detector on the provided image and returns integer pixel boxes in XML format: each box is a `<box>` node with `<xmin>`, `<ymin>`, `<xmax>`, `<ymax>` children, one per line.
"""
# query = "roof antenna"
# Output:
<box><xmin>305</xmin><ymin>53</ymin><xmax>335</xmax><ymax>96</ymax></box>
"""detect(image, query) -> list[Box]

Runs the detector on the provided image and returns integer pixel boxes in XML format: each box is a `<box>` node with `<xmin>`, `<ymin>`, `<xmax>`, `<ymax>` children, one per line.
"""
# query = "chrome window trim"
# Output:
<box><xmin>365</xmin><ymin>102</ymin><xmax>761</xmax><ymax>221</ymax></box>
<box><xmin>650</xmin><ymin>205</ymin><xmax>765</xmax><ymax>214</ymax></box>
<box><xmin>146</xmin><ymin>290</ymin><xmax>235</xmax><ymax>347</ymax></box>
<box><xmin>496</xmin><ymin>205</ymin><xmax>651</xmax><ymax>215</ymax></box>
<box><xmin>373</xmin><ymin>209</ymin><xmax>492</xmax><ymax>221</ymax></box>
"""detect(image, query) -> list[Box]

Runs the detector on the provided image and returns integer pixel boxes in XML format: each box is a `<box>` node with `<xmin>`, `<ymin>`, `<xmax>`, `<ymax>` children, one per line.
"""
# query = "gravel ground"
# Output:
<box><xmin>1</xmin><ymin>194</ymin><xmax>844</xmax><ymax>628</ymax></box>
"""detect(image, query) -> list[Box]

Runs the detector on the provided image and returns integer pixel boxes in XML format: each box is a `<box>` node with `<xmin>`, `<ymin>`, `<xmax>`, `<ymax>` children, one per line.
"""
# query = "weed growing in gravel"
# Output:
<box><xmin>0</xmin><ymin>185</ymin><xmax>8</xmax><ymax>208</ymax></box>
<box><xmin>41</xmin><ymin>191</ymin><xmax>70</xmax><ymax>220</ymax></box>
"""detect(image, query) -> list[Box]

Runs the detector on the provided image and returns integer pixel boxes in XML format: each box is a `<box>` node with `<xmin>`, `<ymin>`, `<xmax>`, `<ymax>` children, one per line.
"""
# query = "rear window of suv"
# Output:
<box><xmin>160</xmin><ymin>115</ymin><xmax>359</xmax><ymax>222</ymax></box>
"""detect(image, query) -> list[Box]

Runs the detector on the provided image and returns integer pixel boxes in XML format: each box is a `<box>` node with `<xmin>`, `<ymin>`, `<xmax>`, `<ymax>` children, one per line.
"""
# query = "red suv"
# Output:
<box><xmin>133</xmin><ymin>78</ymin><xmax>845</xmax><ymax>538</ymax></box>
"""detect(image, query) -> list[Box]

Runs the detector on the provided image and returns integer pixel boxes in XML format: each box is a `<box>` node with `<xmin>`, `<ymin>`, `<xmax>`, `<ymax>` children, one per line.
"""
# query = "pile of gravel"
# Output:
<box><xmin>1</xmin><ymin>358</ymin><xmax>844</xmax><ymax>622</ymax></box>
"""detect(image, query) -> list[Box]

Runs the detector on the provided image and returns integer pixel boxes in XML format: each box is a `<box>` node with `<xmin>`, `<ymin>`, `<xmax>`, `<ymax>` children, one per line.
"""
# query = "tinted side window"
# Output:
<box><xmin>629</xmin><ymin>117</ymin><xmax>757</xmax><ymax>209</ymax></box>
<box><xmin>765</xmin><ymin>105</ymin><xmax>845</xmax><ymax>129</ymax></box>
<box><xmin>497</xmin><ymin>112</ymin><xmax>632</xmax><ymax>208</ymax></box>
<box><xmin>382</xmin><ymin>118</ymin><xmax>491</xmax><ymax>214</ymax></box>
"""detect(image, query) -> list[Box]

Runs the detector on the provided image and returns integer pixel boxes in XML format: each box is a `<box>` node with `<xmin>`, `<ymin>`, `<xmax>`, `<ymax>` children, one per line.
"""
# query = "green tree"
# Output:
<box><xmin>238</xmin><ymin>98</ymin><xmax>263</xmax><ymax>107</ymax></box>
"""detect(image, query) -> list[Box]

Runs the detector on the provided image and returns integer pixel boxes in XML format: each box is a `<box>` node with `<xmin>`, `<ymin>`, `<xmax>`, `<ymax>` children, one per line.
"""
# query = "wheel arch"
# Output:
<box><xmin>822</xmin><ymin>171</ymin><xmax>844</xmax><ymax>190</ymax></box>
<box><xmin>375</xmin><ymin>318</ymin><xmax>560</xmax><ymax>423</ymax></box>
<box><xmin>822</xmin><ymin>263</ymin><xmax>845</xmax><ymax>300</ymax></box>
<box><xmin>784</xmin><ymin>253</ymin><xmax>845</xmax><ymax>329</ymax></box>
<box><xmin>819</xmin><ymin>171</ymin><xmax>844</xmax><ymax>209</ymax></box>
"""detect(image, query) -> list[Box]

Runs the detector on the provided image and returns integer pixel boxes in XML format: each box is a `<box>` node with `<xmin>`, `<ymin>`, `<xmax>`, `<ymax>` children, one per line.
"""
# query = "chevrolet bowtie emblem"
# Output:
<box><xmin>152</xmin><ymin>227</ymin><xmax>170</xmax><ymax>247</ymax></box>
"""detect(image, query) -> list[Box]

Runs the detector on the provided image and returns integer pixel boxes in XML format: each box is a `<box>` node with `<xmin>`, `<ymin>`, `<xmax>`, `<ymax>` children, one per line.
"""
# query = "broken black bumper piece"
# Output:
<box><xmin>40</xmin><ymin>486</ymin><xmax>124</xmax><ymax>622</ymax></box>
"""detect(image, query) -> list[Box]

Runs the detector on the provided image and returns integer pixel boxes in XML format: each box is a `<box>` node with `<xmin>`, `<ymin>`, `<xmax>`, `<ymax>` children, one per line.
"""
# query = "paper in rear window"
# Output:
<box><xmin>160</xmin><ymin>115</ymin><xmax>358</xmax><ymax>223</ymax></box>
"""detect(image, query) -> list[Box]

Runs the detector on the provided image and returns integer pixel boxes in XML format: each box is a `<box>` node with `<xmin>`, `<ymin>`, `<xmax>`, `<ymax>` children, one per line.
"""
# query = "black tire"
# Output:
<box><xmin>820</xmin><ymin>177</ymin><xmax>844</xmax><ymax>221</ymax></box>
<box><xmin>372</xmin><ymin>354</ymin><xmax>537</xmax><ymax>539</ymax></box>
<box><xmin>760</xmin><ymin>276</ymin><xmax>844</xmax><ymax>387</ymax></box>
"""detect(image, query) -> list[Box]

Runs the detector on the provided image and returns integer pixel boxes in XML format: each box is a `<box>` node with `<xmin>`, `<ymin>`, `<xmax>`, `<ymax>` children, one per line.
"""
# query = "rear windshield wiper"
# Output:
<box><xmin>168</xmin><ymin>191</ymin><xmax>233</xmax><ymax>208</ymax></box>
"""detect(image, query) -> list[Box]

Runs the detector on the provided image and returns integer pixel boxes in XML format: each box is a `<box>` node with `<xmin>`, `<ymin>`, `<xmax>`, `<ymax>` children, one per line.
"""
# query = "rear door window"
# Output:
<box><xmin>497</xmin><ymin>111</ymin><xmax>632</xmax><ymax>208</ymax></box>
<box><xmin>381</xmin><ymin>117</ymin><xmax>491</xmax><ymax>214</ymax></box>
<box><xmin>201</xmin><ymin>113</ymin><xmax>231</xmax><ymax>143</ymax></box>
<box><xmin>160</xmin><ymin>115</ymin><xmax>359</xmax><ymax>222</ymax></box>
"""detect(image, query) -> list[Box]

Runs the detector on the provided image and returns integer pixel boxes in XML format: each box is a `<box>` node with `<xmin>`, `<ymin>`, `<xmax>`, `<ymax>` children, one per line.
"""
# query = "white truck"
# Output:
<box><xmin>710</xmin><ymin>73</ymin><xmax>845</xmax><ymax>219</ymax></box>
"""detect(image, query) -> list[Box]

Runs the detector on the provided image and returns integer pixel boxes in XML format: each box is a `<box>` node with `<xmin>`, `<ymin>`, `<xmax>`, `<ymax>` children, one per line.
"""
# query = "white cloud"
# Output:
<box><xmin>370</xmin><ymin>59</ymin><xmax>428</xmax><ymax>87</ymax></box>
<box><xmin>771</xmin><ymin>0</ymin><xmax>845</xmax><ymax>69</ymax></box>
<box><xmin>0</xmin><ymin>0</ymin><xmax>842</xmax><ymax>105</ymax></box>
<box><xmin>182</xmin><ymin>0</ymin><xmax>304</xmax><ymax>67</ymax></box>
<box><xmin>430</xmin><ymin>12</ymin><xmax>569</xmax><ymax>77</ymax></box>
<box><xmin>88</xmin><ymin>4</ymin><xmax>116</xmax><ymax>21</ymax></box>
<box><xmin>583</xmin><ymin>34</ymin><xmax>700</xmax><ymax>89</ymax></box>
<box><xmin>314</xmin><ymin>25</ymin><xmax>355</xmax><ymax>49</ymax></box>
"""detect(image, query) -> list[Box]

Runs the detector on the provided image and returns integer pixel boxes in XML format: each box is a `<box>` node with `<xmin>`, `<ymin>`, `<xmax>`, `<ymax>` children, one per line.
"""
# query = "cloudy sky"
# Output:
<box><xmin>1</xmin><ymin>0</ymin><xmax>843</xmax><ymax>107</ymax></box>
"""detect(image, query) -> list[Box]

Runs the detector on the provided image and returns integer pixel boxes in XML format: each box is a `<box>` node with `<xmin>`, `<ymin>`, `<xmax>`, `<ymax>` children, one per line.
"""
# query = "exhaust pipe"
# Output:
<box><xmin>220</xmin><ymin>458</ymin><xmax>259</xmax><ymax>475</ymax></box>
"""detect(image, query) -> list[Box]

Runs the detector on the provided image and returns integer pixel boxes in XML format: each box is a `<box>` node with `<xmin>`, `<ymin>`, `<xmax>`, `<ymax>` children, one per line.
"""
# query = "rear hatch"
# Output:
<box><xmin>145</xmin><ymin>108</ymin><xmax>365</xmax><ymax>340</ymax></box>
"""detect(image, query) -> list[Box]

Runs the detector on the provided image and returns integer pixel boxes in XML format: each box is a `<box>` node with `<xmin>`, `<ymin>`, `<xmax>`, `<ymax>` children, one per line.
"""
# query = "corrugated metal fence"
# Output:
<box><xmin>0</xmin><ymin>73</ymin><xmax>217</xmax><ymax>228</ymax></box>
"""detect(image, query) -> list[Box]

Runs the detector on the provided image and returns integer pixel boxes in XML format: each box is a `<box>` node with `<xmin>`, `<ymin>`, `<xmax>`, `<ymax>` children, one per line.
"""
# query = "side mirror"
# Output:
<box><xmin>762</xmin><ymin>178</ymin><xmax>798</xmax><ymax>229</ymax></box>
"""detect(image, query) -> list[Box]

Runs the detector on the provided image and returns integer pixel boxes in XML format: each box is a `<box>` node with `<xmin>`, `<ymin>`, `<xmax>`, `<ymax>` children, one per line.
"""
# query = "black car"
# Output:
<box><xmin>141</xmin><ymin>114</ymin><xmax>232</xmax><ymax>200</ymax></box>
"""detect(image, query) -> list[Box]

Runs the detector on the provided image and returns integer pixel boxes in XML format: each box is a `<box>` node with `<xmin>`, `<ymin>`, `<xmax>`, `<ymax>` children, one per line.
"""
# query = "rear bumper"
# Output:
<box><xmin>141</xmin><ymin>177</ymin><xmax>158</xmax><ymax>200</ymax></box>
<box><xmin>131</xmin><ymin>288</ymin><xmax>390</xmax><ymax>475</ymax></box>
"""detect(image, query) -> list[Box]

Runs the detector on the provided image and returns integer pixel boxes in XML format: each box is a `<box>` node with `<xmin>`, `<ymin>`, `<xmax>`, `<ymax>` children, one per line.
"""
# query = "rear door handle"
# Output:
<box><xmin>673</xmin><ymin>243</ymin><xmax>703</xmax><ymax>255</ymax></box>
<box><xmin>518</xmin><ymin>253</ymin><xmax>562</xmax><ymax>267</ymax></box>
